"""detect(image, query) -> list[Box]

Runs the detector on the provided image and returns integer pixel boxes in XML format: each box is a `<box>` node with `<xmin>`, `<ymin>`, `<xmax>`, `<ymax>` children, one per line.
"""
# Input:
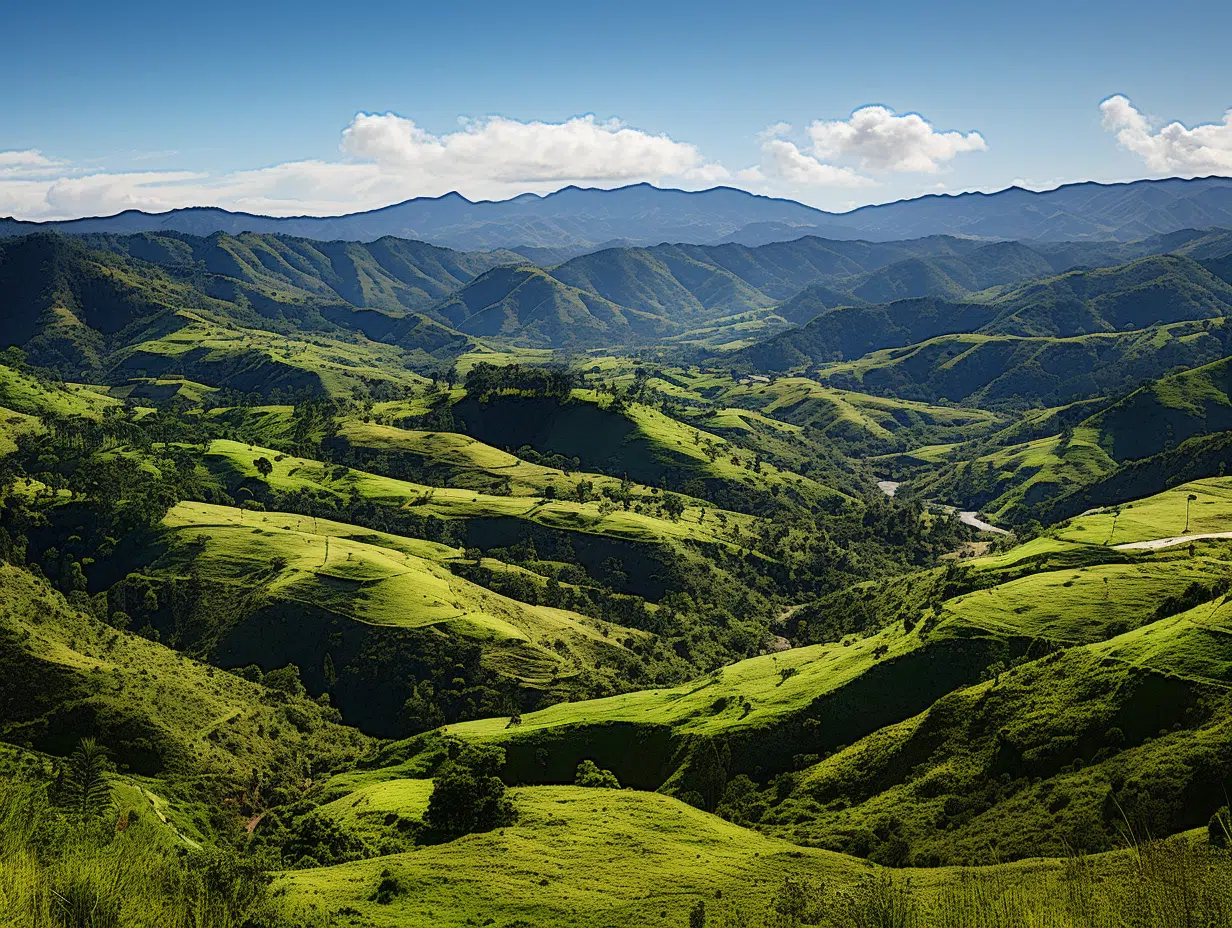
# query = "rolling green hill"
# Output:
<box><xmin>357</xmin><ymin>483</ymin><xmax>1232</xmax><ymax>866</ymax></box>
<box><xmin>140</xmin><ymin>500</ymin><xmax>645</xmax><ymax>735</ymax></box>
<box><xmin>445</xmin><ymin>389</ymin><xmax>846</xmax><ymax>512</ymax></box>
<box><xmin>425</xmin><ymin>265</ymin><xmax>670</xmax><ymax>347</ymax></box>
<box><xmin>1085</xmin><ymin>354</ymin><xmax>1232</xmax><ymax>461</ymax></box>
<box><xmin>8</xmin><ymin>219</ymin><xmax>1232</xmax><ymax>928</ymax></box>
<box><xmin>737</xmin><ymin>254</ymin><xmax>1232</xmax><ymax>383</ymax></box>
<box><xmin>817</xmin><ymin>318</ymin><xmax>1232</xmax><ymax>408</ymax></box>
<box><xmin>905</xmin><ymin>427</ymin><xmax>1118</xmax><ymax>521</ymax></box>
<box><xmin>0</xmin><ymin>233</ymin><xmax>478</xmax><ymax>394</ymax></box>
<box><xmin>84</xmin><ymin>230</ymin><xmax>527</xmax><ymax>314</ymax></box>
<box><xmin>0</xmin><ymin>560</ymin><xmax>369</xmax><ymax>784</ymax></box>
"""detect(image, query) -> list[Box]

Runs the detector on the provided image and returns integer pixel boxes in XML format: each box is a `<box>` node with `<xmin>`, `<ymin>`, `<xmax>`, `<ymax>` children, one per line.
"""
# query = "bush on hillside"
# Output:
<box><xmin>575</xmin><ymin>759</ymin><xmax>620</xmax><ymax>788</ymax></box>
<box><xmin>422</xmin><ymin>742</ymin><xmax>514</xmax><ymax>841</ymax></box>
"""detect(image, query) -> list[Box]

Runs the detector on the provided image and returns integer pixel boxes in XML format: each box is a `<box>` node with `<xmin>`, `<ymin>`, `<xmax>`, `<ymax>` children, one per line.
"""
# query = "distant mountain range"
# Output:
<box><xmin>3</xmin><ymin>176</ymin><xmax>1232</xmax><ymax>252</ymax></box>
<box><xmin>6</xmin><ymin>224</ymin><xmax>1232</xmax><ymax>382</ymax></box>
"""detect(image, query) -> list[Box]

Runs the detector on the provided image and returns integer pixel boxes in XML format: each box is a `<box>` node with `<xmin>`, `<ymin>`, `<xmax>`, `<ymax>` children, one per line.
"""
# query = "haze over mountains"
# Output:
<box><xmin>4</xmin><ymin>175</ymin><xmax>1232</xmax><ymax>253</ymax></box>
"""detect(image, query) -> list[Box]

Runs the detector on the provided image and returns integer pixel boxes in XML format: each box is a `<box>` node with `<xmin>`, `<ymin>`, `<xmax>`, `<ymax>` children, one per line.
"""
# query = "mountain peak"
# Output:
<box><xmin>3</xmin><ymin>176</ymin><xmax>1232</xmax><ymax>252</ymax></box>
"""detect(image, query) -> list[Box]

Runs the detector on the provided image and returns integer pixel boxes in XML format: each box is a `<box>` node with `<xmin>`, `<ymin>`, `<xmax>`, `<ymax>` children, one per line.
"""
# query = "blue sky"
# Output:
<box><xmin>2</xmin><ymin>0</ymin><xmax>1231</xmax><ymax>219</ymax></box>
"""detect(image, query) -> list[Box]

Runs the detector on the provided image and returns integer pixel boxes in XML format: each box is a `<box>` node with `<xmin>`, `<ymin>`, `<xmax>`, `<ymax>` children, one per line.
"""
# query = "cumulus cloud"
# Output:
<box><xmin>760</xmin><ymin>139</ymin><xmax>872</xmax><ymax>187</ymax></box>
<box><xmin>0</xmin><ymin>150</ymin><xmax>68</xmax><ymax>178</ymax></box>
<box><xmin>341</xmin><ymin>112</ymin><xmax>719</xmax><ymax>183</ymax></box>
<box><xmin>1100</xmin><ymin>95</ymin><xmax>1232</xmax><ymax>174</ymax></box>
<box><xmin>0</xmin><ymin>113</ymin><xmax>728</xmax><ymax>220</ymax></box>
<box><xmin>752</xmin><ymin>106</ymin><xmax>986</xmax><ymax>188</ymax></box>
<box><xmin>0</xmin><ymin>107</ymin><xmax>992</xmax><ymax>219</ymax></box>
<box><xmin>807</xmin><ymin>105</ymin><xmax>987</xmax><ymax>173</ymax></box>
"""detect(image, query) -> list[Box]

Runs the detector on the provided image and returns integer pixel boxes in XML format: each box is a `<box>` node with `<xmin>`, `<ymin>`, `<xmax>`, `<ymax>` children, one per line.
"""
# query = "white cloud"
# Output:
<box><xmin>757</xmin><ymin>122</ymin><xmax>793</xmax><ymax>142</ymax></box>
<box><xmin>340</xmin><ymin>112</ymin><xmax>719</xmax><ymax>184</ymax></box>
<box><xmin>0</xmin><ymin>113</ymin><xmax>729</xmax><ymax>220</ymax></box>
<box><xmin>1100</xmin><ymin>95</ymin><xmax>1232</xmax><ymax>175</ymax></box>
<box><xmin>752</xmin><ymin>106</ymin><xmax>986</xmax><ymax>189</ymax></box>
<box><xmin>0</xmin><ymin>107</ymin><xmax>992</xmax><ymax>219</ymax></box>
<box><xmin>760</xmin><ymin>139</ymin><xmax>873</xmax><ymax>187</ymax></box>
<box><xmin>0</xmin><ymin>150</ymin><xmax>68</xmax><ymax>178</ymax></box>
<box><xmin>808</xmin><ymin>105</ymin><xmax>986</xmax><ymax>173</ymax></box>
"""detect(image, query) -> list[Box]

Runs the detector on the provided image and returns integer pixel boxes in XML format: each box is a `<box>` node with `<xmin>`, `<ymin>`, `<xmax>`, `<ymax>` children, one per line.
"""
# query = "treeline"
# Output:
<box><xmin>464</xmin><ymin>362</ymin><xmax>575</xmax><ymax>401</ymax></box>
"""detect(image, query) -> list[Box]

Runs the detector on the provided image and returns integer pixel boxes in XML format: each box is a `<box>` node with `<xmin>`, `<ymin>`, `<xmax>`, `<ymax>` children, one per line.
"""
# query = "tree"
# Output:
<box><xmin>264</xmin><ymin>664</ymin><xmax>306</xmax><ymax>698</ymax></box>
<box><xmin>254</xmin><ymin>457</ymin><xmax>274</xmax><ymax>478</ymax></box>
<box><xmin>423</xmin><ymin>743</ymin><xmax>514</xmax><ymax>840</ymax></box>
<box><xmin>323</xmin><ymin>653</ymin><xmax>338</xmax><ymax>689</ymax></box>
<box><xmin>689</xmin><ymin>900</ymin><xmax>707</xmax><ymax>928</ymax></box>
<box><xmin>1209</xmin><ymin>806</ymin><xmax>1231</xmax><ymax>847</ymax></box>
<box><xmin>63</xmin><ymin>738</ymin><xmax>112</xmax><ymax>816</ymax></box>
<box><xmin>662</xmin><ymin>493</ymin><xmax>686</xmax><ymax>522</ymax></box>
<box><xmin>1186</xmin><ymin>493</ymin><xmax>1198</xmax><ymax>533</ymax></box>
<box><xmin>574</xmin><ymin>759</ymin><xmax>620</xmax><ymax>788</ymax></box>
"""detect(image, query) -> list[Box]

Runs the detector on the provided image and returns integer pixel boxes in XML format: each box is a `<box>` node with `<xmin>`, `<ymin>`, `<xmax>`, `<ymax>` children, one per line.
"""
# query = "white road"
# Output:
<box><xmin>1115</xmin><ymin>531</ymin><xmax>1232</xmax><ymax>551</ymax></box>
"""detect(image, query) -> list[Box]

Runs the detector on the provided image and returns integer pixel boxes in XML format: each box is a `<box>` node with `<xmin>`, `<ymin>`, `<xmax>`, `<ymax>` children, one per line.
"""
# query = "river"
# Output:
<box><xmin>875</xmin><ymin>478</ymin><xmax>1009</xmax><ymax>534</ymax></box>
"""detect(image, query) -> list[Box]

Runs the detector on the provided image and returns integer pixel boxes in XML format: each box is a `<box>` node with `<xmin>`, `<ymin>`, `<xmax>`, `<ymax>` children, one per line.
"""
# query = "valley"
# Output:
<box><xmin>5</xmin><ymin>191</ymin><xmax>1232</xmax><ymax>928</ymax></box>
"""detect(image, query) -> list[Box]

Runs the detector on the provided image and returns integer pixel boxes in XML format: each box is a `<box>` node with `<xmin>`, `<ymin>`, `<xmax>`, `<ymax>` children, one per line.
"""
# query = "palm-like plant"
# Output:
<box><xmin>63</xmin><ymin>738</ymin><xmax>112</xmax><ymax>817</ymax></box>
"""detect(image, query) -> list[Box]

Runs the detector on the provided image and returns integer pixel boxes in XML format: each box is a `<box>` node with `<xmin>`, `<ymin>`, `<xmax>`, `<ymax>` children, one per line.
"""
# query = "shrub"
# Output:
<box><xmin>575</xmin><ymin>760</ymin><xmax>620</xmax><ymax>789</ymax></box>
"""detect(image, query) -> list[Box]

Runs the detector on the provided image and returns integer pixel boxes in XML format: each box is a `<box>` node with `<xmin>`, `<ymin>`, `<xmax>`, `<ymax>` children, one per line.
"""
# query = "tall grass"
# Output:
<box><xmin>719</xmin><ymin>834</ymin><xmax>1232</xmax><ymax>928</ymax></box>
<box><xmin>0</xmin><ymin>778</ymin><xmax>326</xmax><ymax>928</ymax></box>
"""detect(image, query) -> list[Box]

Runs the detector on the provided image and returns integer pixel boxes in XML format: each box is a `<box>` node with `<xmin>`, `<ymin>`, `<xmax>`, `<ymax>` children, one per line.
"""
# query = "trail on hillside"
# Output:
<box><xmin>1115</xmin><ymin>531</ymin><xmax>1232</xmax><ymax>550</ymax></box>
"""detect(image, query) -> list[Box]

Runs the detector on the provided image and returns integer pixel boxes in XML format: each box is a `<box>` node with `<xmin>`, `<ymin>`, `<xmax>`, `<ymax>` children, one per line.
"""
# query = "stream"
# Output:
<box><xmin>875</xmin><ymin>478</ymin><xmax>1009</xmax><ymax>535</ymax></box>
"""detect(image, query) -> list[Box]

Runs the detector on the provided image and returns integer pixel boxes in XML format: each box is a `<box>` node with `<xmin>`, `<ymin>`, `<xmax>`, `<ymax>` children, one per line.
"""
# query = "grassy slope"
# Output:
<box><xmin>0</xmin><ymin>561</ymin><xmax>369</xmax><ymax>787</ymax></box>
<box><xmin>744</xmin><ymin>494</ymin><xmax>1232</xmax><ymax>861</ymax></box>
<box><xmin>201</xmin><ymin>438</ymin><xmax>756</xmax><ymax>549</ymax></box>
<box><xmin>759</xmin><ymin>633</ymin><xmax>1231</xmax><ymax>862</ymax></box>
<box><xmin>278</xmin><ymin>781</ymin><xmax>1194</xmax><ymax>928</ymax></box>
<box><xmin>112</xmin><ymin>316</ymin><xmax>430</xmax><ymax>397</ymax></box>
<box><xmin>448</xmin><ymin>389</ymin><xmax>845</xmax><ymax>510</ymax></box>
<box><xmin>436</xmin><ymin>536</ymin><xmax>1224</xmax><ymax>754</ymax></box>
<box><xmin>0</xmin><ymin>406</ymin><xmax>38</xmax><ymax>454</ymax></box>
<box><xmin>280</xmin><ymin>785</ymin><xmax>870</xmax><ymax>928</ymax></box>
<box><xmin>0</xmin><ymin>363</ymin><xmax>122</xmax><ymax>418</ymax></box>
<box><xmin>1086</xmin><ymin>353</ymin><xmax>1232</xmax><ymax>462</ymax></box>
<box><xmin>713</xmin><ymin>376</ymin><xmax>1004</xmax><ymax>452</ymax></box>
<box><xmin>157</xmin><ymin>501</ymin><xmax>634</xmax><ymax>684</ymax></box>
<box><xmin>336</xmin><ymin>478</ymin><xmax>1232</xmax><ymax>861</ymax></box>
<box><xmin>1054</xmin><ymin>475</ymin><xmax>1232</xmax><ymax>545</ymax></box>
<box><xmin>335</xmin><ymin>418</ymin><xmax>744</xmax><ymax>508</ymax></box>
<box><xmin>587</xmin><ymin>364</ymin><xmax>1003</xmax><ymax>467</ymax></box>
<box><xmin>815</xmin><ymin>318</ymin><xmax>1232</xmax><ymax>408</ymax></box>
<box><xmin>909</xmin><ymin>427</ymin><xmax>1118</xmax><ymax>521</ymax></box>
